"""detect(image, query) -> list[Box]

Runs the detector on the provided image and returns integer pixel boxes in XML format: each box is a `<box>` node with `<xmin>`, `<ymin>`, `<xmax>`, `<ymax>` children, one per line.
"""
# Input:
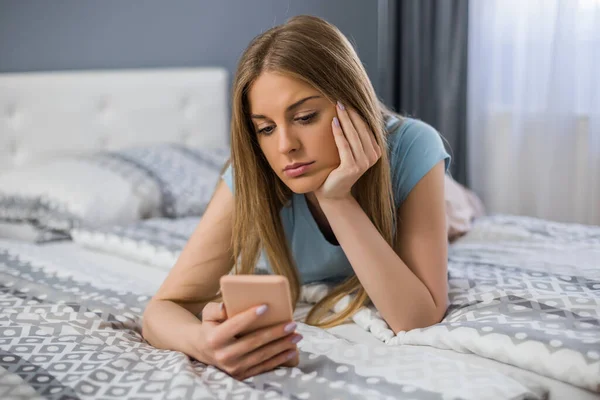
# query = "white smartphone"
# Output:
<box><xmin>219</xmin><ymin>274</ymin><xmax>294</xmax><ymax>336</ymax></box>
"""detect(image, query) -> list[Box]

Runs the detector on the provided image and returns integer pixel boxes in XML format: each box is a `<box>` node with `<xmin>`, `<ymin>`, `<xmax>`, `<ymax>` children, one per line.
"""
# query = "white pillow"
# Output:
<box><xmin>71</xmin><ymin>216</ymin><xmax>269</xmax><ymax>271</ymax></box>
<box><xmin>0</xmin><ymin>221</ymin><xmax>69</xmax><ymax>243</ymax></box>
<box><xmin>71</xmin><ymin>216</ymin><xmax>200</xmax><ymax>269</ymax></box>
<box><xmin>0</xmin><ymin>144</ymin><xmax>229</xmax><ymax>239</ymax></box>
<box><xmin>0</xmin><ymin>157</ymin><xmax>159</xmax><ymax>234</ymax></box>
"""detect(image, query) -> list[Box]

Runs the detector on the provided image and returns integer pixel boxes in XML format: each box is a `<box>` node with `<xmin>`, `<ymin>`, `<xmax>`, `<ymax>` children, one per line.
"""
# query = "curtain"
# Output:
<box><xmin>468</xmin><ymin>0</ymin><xmax>600</xmax><ymax>225</ymax></box>
<box><xmin>392</xmin><ymin>0</ymin><xmax>470</xmax><ymax>185</ymax></box>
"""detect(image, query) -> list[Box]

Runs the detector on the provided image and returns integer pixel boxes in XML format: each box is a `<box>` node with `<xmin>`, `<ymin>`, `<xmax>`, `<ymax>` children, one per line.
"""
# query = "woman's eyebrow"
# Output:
<box><xmin>251</xmin><ymin>95</ymin><xmax>322</xmax><ymax>120</ymax></box>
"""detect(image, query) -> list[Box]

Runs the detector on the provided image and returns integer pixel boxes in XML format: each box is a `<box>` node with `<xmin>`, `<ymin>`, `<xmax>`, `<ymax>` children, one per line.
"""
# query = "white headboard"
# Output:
<box><xmin>0</xmin><ymin>68</ymin><xmax>229</xmax><ymax>173</ymax></box>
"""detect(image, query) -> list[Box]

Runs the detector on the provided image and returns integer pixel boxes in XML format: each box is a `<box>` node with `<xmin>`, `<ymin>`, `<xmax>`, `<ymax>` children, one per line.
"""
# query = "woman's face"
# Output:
<box><xmin>248</xmin><ymin>71</ymin><xmax>340</xmax><ymax>194</ymax></box>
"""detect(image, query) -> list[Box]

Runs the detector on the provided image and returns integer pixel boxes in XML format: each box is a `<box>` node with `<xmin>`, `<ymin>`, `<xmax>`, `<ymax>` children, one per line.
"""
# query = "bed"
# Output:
<box><xmin>0</xmin><ymin>68</ymin><xmax>598</xmax><ymax>400</ymax></box>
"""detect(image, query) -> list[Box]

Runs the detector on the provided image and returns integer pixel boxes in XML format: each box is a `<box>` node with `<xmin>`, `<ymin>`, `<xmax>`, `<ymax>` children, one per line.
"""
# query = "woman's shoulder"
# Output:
<box><xmin>385</xmin><ymin>116</ymin><xmax>440</xmax><ymax>146</ymax></box>
<box><xmin>385</xmin><ymin>116</ymin><xmax>451</xmax><ymax>205</ymax></box>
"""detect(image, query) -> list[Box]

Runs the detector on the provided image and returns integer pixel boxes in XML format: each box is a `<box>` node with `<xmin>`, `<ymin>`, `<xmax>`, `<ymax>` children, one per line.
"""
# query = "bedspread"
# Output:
<box><xmin>0</xmin><ymin>238</ymin><xmax>546</xmax><ymax>400</ymax></box>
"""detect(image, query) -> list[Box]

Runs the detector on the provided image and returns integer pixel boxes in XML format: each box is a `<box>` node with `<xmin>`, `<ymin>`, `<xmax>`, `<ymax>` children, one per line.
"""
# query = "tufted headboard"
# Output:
<box><xmin>0</xmin><ymin>68</ymin><xmax>229</xmax><ymax>174</ymax></box>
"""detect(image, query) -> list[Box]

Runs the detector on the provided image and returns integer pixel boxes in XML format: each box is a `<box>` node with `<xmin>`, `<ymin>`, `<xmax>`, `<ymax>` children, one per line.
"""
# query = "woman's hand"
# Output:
<box><xmin>315</xmin><ymin>101</ymin><xmax>382</xmax><ymax>201</ymax></box>
<box><xmin>190</xmin><ymin>302</ymin><xmax>301</xmax><ymax>381</ymax></box>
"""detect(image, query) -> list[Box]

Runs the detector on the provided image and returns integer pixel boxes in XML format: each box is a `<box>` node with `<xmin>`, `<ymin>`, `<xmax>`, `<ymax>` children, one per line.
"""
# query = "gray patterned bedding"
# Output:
<box><xmin>1</xmin><ymin>214</ymin><xmax>599</xmax><ymax>399</ymax></box>
<box><xmin>342</xmin><ymin>215</ymin><xmax>600</xmax><ymax>391</ymax></box>
<box><xmin>71</xmin><ymin>216</ymin><xmax>201</xmax><ymax>270</ymax></box>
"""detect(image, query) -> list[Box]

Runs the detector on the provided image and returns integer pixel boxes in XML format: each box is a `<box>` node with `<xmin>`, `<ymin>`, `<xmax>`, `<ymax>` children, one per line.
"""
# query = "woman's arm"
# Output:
<box><xmin>141</xmin><ymin>180</ymin><xmax>235</xmax><ymax>353</ymax></box>
<box><xmin>143</xmin><ymin>180</ymin><xmax>302</xmax><ymax>377</ymax></box>
<box><xmin>318</xmin><ymin>161</ymin><xmax>449</xmax><ymax>334</ymax></box>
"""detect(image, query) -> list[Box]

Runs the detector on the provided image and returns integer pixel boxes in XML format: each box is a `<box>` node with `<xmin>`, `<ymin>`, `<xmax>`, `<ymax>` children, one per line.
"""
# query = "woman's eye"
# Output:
<box><xmin>296</xmin><ymin>112</ymin><xmax>317</xmax><ymax>124</ymax></box>
<box><xmin>257</xmin><ymin>112</ymin><xmax>317</xmax><ymax>135</ymax></box>
<box><xmin>258</xmin><ymin>126</ymin><xmax>275</xmax><ymax>135</ymax></box>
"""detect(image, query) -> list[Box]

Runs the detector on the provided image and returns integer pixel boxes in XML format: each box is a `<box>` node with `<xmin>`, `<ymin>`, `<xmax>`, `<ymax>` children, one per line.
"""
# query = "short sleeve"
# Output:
<box><xmin>222</xmin><ymin>163</ymin><xmax>234</xmax><ymax>194</ymax></box>
<box><xmin>389</xmin><ymin>119</ymin><xmax>451</xmax><ymax>206</ymax></box>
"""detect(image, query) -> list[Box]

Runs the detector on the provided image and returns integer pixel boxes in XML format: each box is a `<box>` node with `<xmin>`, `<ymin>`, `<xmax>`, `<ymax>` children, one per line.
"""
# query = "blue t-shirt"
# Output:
<box><xmin>222</xmin><ymin>117</ymin><xmax>451</xmax><ymax>284</ymax></box>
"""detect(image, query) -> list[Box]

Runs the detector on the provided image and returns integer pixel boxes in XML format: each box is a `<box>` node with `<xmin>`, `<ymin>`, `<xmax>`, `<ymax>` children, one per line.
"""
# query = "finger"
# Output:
<box><xmin>336</xmin><ymin>101</ymin><xmax>363</xmax><ymax>159</ymax></box>
<box><xmin>279</xmin><ymin>351</ymin><xmax>300</xmax><ymax>368</ymax></box>
<box><xmin>347</xmin><ymin>108</ymin><xmax>381</xmax><ymax>162</ymax></box>
<box><xmin>238</xmin><ymin>348</ymin><xmax>299</xmax><ymax>381</ymax></box>
<box><xmin>215</xmin><ymin>304</ymin><xmax>269</xmax><ymax>341</ymax></box>
<box><xmin>332</xmin><ymin>116</ymin><xmax>355</xmax><ymax>166</ymax></box>
<box><xmin>237</xmin><ymin>332</ymin><xmax>302</xmax><ymax>374</ymax></box>
<box><xmin>202</xmin><ymin>302</ymin><xmax>227</xmax><ymax>323</ymax></box>
<box><xmin>372</xmin><ymin>132</ymin><xmax>382</xmax><ymax>158</ymax></box>
<box><xmin>224</xmin><ymin>321</ymin><xmax>298</xmax><ymax>361</ymax></box>
<box><xmin>369</xmin><ymin>125</ymin><xmax>382</xmax><ymax>158</ymax></box>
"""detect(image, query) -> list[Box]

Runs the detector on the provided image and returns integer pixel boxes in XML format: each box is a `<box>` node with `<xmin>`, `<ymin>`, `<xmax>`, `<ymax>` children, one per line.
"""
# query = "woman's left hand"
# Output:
<box><xmin>315</xmin><ymin>101</ymin><xmax>382</xmax><ymax>201</ymax></box>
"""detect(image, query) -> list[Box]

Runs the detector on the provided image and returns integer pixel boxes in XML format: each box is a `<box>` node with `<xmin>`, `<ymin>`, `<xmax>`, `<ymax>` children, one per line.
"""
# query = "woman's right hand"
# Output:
<box><xmin>190</xmin><ymin>302</ymin><xmax>302</xmax><ymax>381</ymax></box>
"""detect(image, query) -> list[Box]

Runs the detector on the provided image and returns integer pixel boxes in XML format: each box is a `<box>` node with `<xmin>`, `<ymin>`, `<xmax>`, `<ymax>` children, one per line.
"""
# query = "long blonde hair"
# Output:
<box><xmin>228</xmin><ymin>15</ymin><xmax>399</xmax><ymax>328</ymax></box>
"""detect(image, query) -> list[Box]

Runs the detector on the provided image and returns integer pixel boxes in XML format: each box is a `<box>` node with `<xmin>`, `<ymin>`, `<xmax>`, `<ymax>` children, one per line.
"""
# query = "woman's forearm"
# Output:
<box><xmin>318</xmin><ymin>195</ymin><xmax>442</xmax><ymax>333</ymax></box>
<box><xmin>141</xmin><ymin>299</ymin><xmax>204</xmax><ymax>360</ymax></box>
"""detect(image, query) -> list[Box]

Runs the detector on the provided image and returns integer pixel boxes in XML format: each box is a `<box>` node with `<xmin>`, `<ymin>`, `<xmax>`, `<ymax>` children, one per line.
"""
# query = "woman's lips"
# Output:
<box><xmin>283</xmin><ymin>162</ymin><xmax>314</xmax><ymax>178</ymax></box>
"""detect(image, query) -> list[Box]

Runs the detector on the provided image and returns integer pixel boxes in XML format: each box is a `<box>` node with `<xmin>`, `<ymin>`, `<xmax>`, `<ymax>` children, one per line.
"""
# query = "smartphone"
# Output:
<box><xmin>220</xmin><ymin>274</ymin><xmax>293</xmax><ymax>336</ymax></box>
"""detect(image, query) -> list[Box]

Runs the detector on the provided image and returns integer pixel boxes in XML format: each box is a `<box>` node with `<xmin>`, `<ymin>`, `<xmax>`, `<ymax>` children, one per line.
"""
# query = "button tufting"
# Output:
<box><xmin>180</xmin><ymin>95</ymin><xmax>190</xmax><ymax>110</ymax></box>
<box><xmin>97</xmin><ymin>135</ymin><xmax>110</xmax><ymax>148</ymax></box>
<box><xmin>5</xmin><ymin>104</ymin><xmax>16</xmax><ymax>118</ymax></box>
<box><xmin>97</xmin><ymin>98</ymin><xmax>109</xmax><ymax>112</ymax></box>
<box><xmin>8</xmin><ymin>137</ymin><xmax>18</xmax><ymax>155</ymax></box>
<box><xmin>180</xmin><ymin>95</ymin><xmax>197</xmax><ymax>119</ymax></box>
<box><xmin>180</xmin><ymin>129</ymin><xmax>191</xmax><ymax>142</ymax></box>
<box><xmin>5</xmin><ymin>104</ymin><xmax>22</xmax><ymax>128</ymax></box>
<box><xmin>12</xmin><ymin>146</ymin><xmax>27</xmax><ymax>165</ymax></box>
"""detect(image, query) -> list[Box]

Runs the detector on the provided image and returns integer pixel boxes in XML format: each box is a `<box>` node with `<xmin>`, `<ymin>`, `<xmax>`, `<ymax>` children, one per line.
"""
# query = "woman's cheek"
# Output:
<box><xmin>317</xmin><ymin>123</ymin><xmax>340</xmax><ymax>161</ymax></box>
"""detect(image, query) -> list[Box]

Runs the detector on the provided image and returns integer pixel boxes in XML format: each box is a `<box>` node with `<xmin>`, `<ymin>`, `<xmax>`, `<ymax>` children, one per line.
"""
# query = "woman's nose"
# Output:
<box><xmin>278</xmin><ymin>127</ymin><xmax>300</xmax><ymax>154</ymax></box>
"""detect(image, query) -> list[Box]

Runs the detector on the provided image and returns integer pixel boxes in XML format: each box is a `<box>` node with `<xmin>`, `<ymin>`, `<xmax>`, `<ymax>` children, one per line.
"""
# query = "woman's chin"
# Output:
<box><xmin>284</xmin><ymin>175</ymin><xmax>326</xmax><ymax>194</ymax></box>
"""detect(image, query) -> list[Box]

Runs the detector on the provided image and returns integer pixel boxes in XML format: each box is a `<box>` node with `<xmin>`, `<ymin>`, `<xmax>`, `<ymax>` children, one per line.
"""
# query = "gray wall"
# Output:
<box><xmin>0</xmin><ymin>0</ymin><xmax>386</xmax><ymax>98</ymax></box>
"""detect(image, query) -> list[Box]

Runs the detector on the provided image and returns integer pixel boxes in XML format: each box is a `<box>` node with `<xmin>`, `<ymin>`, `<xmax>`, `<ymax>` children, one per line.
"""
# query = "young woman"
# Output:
<box><xmin>142</xmin><ymin>15</ymin><xmax>450</xmax><ymax>381</ymax></box>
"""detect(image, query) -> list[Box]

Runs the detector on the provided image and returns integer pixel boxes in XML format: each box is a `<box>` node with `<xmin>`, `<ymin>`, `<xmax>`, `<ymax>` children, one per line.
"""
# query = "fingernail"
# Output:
<box><xmin>291</xmin><ymin>334</ymin><xmax>303</xmax><ymax>344</ymax></box>
<box><xmin>286</xmin><ymin>350</ymin><xmax>297</xmax><ymax>360</ymax></box>
<box><xmin>333</xmin><ymin>117</ymin><xmax>340</xmax><ymax>128</ymax></box>
<box><xmin>219</xmin><ymin>302</ymin><xmax>224</xmax><ymax>311</ymax></box>
<box><xmin>284</xmin><ymin>322</ymin><xmax>297</xmax><ymax>333</ymax></box>
<box><xmin>256</xmin><ymin>304</ymin><xmax>268</xmax><ymax>315</ymax></box>
<box><xmin>336</xmin><ymin>101</ymin><xmax>345</xmax><ymax>110</ymax></box>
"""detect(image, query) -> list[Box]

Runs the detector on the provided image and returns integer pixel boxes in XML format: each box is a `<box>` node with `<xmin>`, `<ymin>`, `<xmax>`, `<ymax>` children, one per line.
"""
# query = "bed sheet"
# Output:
<box><xmin>295</xmin><ymin>303</ymin><xmax>599</xmax><ymax>400</ymax></box>
<box><xmin>325</xmin><ymin>322</ymin><xmax>599</xmax><ymax>400</ymax></box>
<box><xmin>0</xmin><ymin>239</ymin><xmax>559</xmax><ymax>400</ymax></box>
<box><xmin>2</xmin><ymin>239</ymin><xmax>598</xmax><ymax>399</ymax></box>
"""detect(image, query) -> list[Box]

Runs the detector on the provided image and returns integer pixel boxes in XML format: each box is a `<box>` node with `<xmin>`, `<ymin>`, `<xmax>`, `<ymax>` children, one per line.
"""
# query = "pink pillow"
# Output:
<box><xmin>445</xmin><ymin>175</ymin><xmax>485</xmax><ymax>242</ymax></box>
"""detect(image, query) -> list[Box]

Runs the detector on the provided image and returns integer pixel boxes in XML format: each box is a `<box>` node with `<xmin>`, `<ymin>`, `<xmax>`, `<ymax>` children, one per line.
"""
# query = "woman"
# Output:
<box><xmin>142</xmin><ymin>15</ymin><xmax>451</xmax><ymax>381</ymax></box>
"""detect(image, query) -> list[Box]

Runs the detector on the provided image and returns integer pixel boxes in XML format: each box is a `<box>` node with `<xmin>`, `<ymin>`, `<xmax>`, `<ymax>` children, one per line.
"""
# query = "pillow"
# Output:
<box><xmin>114</xmin><ymin>144</ymin><xmax>229</xmax><ymax>218</ymax></box>
<box><xmin>0</xmin><ymin>221</ymin><xmax>69</xmax><ymax>243</ymax></box>
<box><xmin>0</xmin><ymin>144</ymin><xmax>229</xmax><ymax>240</ymax></box>
<box><xmin>0</xmin><ymin>156</ymin><xmax>159</xmax><ymax>237</ymax></box>
<box><xmin>71</xmin><ymin>216</ymin><xmax>270</xmax><ymax>271</ymax></box>
<box><xmin>71</xmin><ymin>216</ymin><xmax>201</xmax><ymax>269</ymax></box>
<box><xmin>444</xmin><ymin>174</ymin><xmax>486</xmax><ymax>242</ymax></box>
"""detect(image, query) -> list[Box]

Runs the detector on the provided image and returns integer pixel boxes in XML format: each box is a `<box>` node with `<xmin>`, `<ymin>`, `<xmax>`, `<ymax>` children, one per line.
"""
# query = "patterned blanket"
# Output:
<box><xmin>323</xmin><ymin>215</ymin><xmax>600</xmax><ymax>392</ymax></box>
<box><xmin>0</xmin><ymin>242</ymin><xmax>542</xmax><ymax>399</ymax></box>
<box><xmin>1</xmin><ymin>214</ymin><xmax>599</xmax><ymax>398</ymax></box>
